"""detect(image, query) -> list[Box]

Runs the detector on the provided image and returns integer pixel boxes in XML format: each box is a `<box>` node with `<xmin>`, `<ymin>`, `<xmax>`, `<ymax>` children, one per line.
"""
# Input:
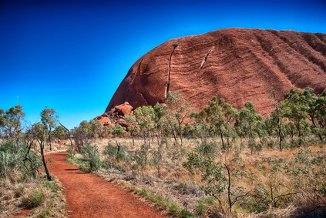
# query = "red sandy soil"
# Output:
<box><xmin>13</xmin><ymin>209</ymin><xmax>32</xmax><ymax>217</ymax></box>
<box><xmin>47</xmin><ymin>152</ymin><xmax>163</xmax><ymax>218</ymax></box>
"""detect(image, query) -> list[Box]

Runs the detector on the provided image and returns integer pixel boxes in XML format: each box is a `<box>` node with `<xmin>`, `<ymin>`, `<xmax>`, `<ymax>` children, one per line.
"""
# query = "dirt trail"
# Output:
<box><xmin>47</xmin><ymin>152</ymin><xmax>163</xmax><ymax>218</ymax></box>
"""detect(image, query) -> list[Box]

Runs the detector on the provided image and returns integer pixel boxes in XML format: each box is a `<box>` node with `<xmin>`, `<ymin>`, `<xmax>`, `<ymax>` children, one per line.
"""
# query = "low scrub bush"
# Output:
<box><xmin>13</xmin><ymin>184</ymin><xmax>25</xmax><ymax>198</ymax></box>
<box><xmin>104</xmin><ymin>143</ymin><xmax>130</xmax><ymax>167</ymax></box>
<box><xmin>136</xmin><ymin>188</ymin><xmax>193</xmax><ymax>217</ymax></box>
<box><xmin>44</xmin><ymin>180</ymin><xmax>60</xmax><ymax>192</ymax></box>
<box><xmin>81</xmin><ymin>144</ymin><xmax>100</xmax><ymax>172</ymax></box>
<box><xmin>194</xmin><ymin>196</ymin><xmax>216</xmax><ymax>216</ymax></box>
<box><xmin>0</xmin><ymin>141</ymin><xmax>41</xmax><ymax>180</ymax></box>
<box><xmin>21</xmin><ymin>189</ymin><xmax>45</xmax><ymax>209</ymax></box>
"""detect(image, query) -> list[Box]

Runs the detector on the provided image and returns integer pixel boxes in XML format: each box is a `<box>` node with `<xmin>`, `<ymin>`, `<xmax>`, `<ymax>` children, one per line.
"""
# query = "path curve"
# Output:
<box><xmin>47</xmin><ymin>152</ymin><xmax>163</xmax><ymax>218</ymax></box>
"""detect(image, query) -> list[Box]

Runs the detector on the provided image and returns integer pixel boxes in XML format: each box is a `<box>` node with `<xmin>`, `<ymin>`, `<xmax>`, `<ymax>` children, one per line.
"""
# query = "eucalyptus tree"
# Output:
<box><xmin>184</xmin><ymin>143</ymin><xmax>252</xmax><ymax>213</ymax></box>
<box><xmin>269</xmin><ymin>101</ymin><xmax>286</xmax><ymax>151</ymax></box>
<box><xmin>110</xmin><ymin>123</ymin><xmax>126</xmax><ymax>137</ymax></box>
<box><xmin>203</xmin><ymin>97</ymin><xmax>238</xmax><ymax>150</ymax></box>
<box><xmin>72</xmin><ymin>119</ymin><xmax>105</xmax><ymax>148</ymax></box>
<box><xmin>41</xmin><ymin>108</ymin><xmax>58</xmax><ymax>151</ymax></box>
<box><xmin>236</xmin><ymin>102</ymin><xmax>262</xmax><ymax>154</ymax></box>
<box><xmin>125</xmin><ymin>114</ymin><xmax>139</xmax><ymax>147</ymax></box>
<box><xmin>164</xmin><ymin>92</ymin><xmax>190</xmax><ymax>146</ymax></box>
<box><xmin>31</xmin><ymin>122</ymin><xmax>52</xmax><ymax>180</ymax></box>
<box><xmin>89</xmin><ymin>119</ymin><xmax>105</xmax><ymax>139</ymax></box>
<box><xmin>53</xmin><ymin>125</ymin><xmax>69</xmax><ymax>140</ymax></box>
<box><xmin>301</xmin><ymin>88</ymin><xmax>324</xmax><ymax>141</ymax></box>
<box><xmin>190</xmin><ymin>110</ymin><xmax>210</xmax><ymax>145</ymax></box>
<box><xmin>315</xmin><ymin>90</ymin><xmax>326</xmax><ymax>139</ymax></box>
<box><xmin>152</xmin><ymin>103</ymin><xmax>168</xmax><ymax>177</ymax></box>
<box><xmin>282</xmin><ymin>89</ymin><xmax>309</xmax><ymax>145</ymax></box>
<box><xmin>0</xmin><ymin>105</ymin><xmax>25</xmax><ymax>143</ymax></box>
<box><xmin>133</xmin><ymin>105</ymin><xmax>155</xmax><ymax>145</ymax></box>
<box><xmin>72</xmin><ymin>120</ymin><xmax>92</xmax><ymax>152</ymax></box>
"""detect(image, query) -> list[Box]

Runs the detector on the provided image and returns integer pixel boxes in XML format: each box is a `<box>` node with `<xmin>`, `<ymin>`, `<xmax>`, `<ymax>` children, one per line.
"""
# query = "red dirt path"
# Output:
<box><xmin>47</xmin><ymin>152</ymin><xmax>164</xmax><ymax>218</ymax></box>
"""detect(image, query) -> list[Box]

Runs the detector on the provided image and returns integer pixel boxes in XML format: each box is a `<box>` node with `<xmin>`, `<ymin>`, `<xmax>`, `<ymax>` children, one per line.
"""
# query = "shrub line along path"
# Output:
<box><xmin>47</xmin><ymin>152</ymin><xmax>164</xmax><ymax>218</ymax></box>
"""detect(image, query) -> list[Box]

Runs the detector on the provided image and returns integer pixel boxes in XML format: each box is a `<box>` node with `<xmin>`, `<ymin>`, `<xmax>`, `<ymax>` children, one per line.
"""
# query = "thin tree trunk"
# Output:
<box><xmin>220</xmin><ymin>132</ymin><xmax>225</xmax><ymax>150</ymax></box>
<box><xmin>239</xmin><ymin>135</ymin><xmax>243</xmax><ymax>151</ymax></box>
<box><xmin>311</xmin><ymin>117</ymin><xmax>323</xmax><ymax>141</ymax></box>
<box><xmin>132</xmin><ymin>134</ymin><xmax>135</xmax><ymax>147</ymax></box>
<box><xmin>225</xmin><ymin>164</ymin><xmax>232</xmax><ymax>212</ymax></box>
<box><xmin>172</xmin><ymin>130</ymin><xmax>178</xmax><ymax>144</ymax></box>
<box><xmin>40</xmin><ymin>141</ymin><xmax>51</xmax><ymax>181</ymax></box>
<box><xmin>270</xmin><ymin>186</ymin><xmax>276</xmax><ymax>207</ymax></box>
<box><xmin>59</xmin><ymin>122</ymin><xmax>74</xmax><ymax>155</ymax></box>
<box><xmin>48</xmin><ymin>127</ymin><xmax>52</xmax><ymax>151</ymax></box>
<box><xmin>297</xmin><ymin>124</ymin><xmax>302</xmax><ymax>145</ymax></box>
<box><xmin>277</xmin><ymin>117</ymin><xmax>283</xmax><ymax>151</ymax></box>
<box><xmin>278</xmin><ymin>129</ymin><xmax>283</xmax><ymax>151</ymax></box>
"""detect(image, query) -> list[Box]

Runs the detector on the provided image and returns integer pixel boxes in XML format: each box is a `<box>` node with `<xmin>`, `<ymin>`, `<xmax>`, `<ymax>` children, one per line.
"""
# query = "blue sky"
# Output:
<box><xmin>1</xmin><ymin>0</ymin><xmax>326</xmax><ymax>129</ymax></box>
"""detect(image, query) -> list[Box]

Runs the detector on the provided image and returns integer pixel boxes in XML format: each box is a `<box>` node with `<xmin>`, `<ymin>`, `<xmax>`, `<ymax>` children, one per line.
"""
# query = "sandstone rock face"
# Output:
<box><xmin>114</xmin><ymin>102</ymin><xmax>133</xmax><ymax>116</ymax></box>
<box><xmin>97</xmin><ymin>115</ymin><xmax>114</xmax><ymax>127</ymax></box>
<box><xmin>97</xmin><ymin>102</ymin><xmax>133</xmax><ymax>127</ymax></box>
<box><xmin>107</xmin><ymin>28</ymin><xmax>326</xmax><ymax>115</ymax></box>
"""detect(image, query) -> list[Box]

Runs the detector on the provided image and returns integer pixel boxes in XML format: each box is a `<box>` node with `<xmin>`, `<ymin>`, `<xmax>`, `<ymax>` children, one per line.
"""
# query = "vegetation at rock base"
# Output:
<box><xmin>2</xmin><ymin>87</ymin><xmax>325</xmax><ymax>217</ymax></box>
<box><xmin>66</xmin><ymin>87</ymin><xmax>326</xmax><ymax>217</ymax></box>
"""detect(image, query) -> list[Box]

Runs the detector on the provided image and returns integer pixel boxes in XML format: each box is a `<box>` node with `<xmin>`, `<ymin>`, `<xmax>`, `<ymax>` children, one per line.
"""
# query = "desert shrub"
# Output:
<box><xmin>99</xmin><ymin>160</ymin><xmax>109</xmax><ymax>169</ymax></box>
<box><xmin>81</xmin><ymin>144</ymin><xmax>100</xmax><ymax>172</ymax></box>
<box><xmin>131</xmin><ymin>144</ymin><xmax>150</xmax><ymax>173</ymax></box>
<box><xmin>180</xmin><ymin>209</ymin><xmax>193</xmax><ymax>218</ymax></box>
<box><xmin>67</xmin><ymin>144</ymin><xmax>75</xmax><ymax>158</ymax></box>
<box><xmin>0</xmin><ymin>149</ymin><xmax>19</xmax><ymax>178</ymax></box>
<box><xmin>136</xmin><ymin>188</ymin><xmax>193</xmax><ymax>217</ymax></box>
<box><xmin>38</xmin><ymin>207</ymin><xmax>51</xmax><ymax>218</ymax></box>
<box><xmin>195</xmin><ymin>142</ymin><xmax>217</xmax><ymax>159</ymax></box>
<box><xmin>44</xmin><ymin>180</ymin><xmax>60</xmax><ymax>192</ymax></box>
<box><xmin>110</xmin><ymin>123</ymin><xmax>126</xmax><ymax>137</ymax></box>
<box><xmin>194</xmin><ymin>196</ymin><xmax>216</xmax><ymax>216</ymax></box>
<box><xmin>20</xmin><ymin>150</ymin><xmax>42</xmax><ymax>179</ymax></box>
<box><xmin>71</xmin><ymin>120</ymin><xmax>99</xmax><ymax>152</ymax></box>
<box><xmin>21</xmin><ymin>189</ymin><xmax>45</xmax><ymax>209</ymax></box>
<box><xmin>0</xmin><ymin>141</ymin><xmax>16</xmax><ymax>152</ymax></box>
<box><xmin>104</xmin><ymin>143</ymin><xmax>129</xmax><ymax>166</ymax></box>
<box><xmin>240</xmin><ymin>188</ymin><xmax>270</xmax><ymax>213</ymax></box>
<box><xmin>0</xmin><ymin>141</ymin><xmax>41</xmax><ymax>180</ymax></box>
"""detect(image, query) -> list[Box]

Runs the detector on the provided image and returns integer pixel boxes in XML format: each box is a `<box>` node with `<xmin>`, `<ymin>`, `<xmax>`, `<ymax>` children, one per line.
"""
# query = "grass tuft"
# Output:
<box><xmin>21</xmin><ymin>189</ymin><xmax>45</xmax><ymax>209</ymax></box>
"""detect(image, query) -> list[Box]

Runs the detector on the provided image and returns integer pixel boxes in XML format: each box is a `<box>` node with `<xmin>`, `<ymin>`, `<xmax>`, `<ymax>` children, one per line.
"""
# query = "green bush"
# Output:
<box><xmin>195</xmin><ymin>142</ymin><xmax>217</xmax><ymax>159</ymax></box>
<box><xmin>131</xmin><ymin>144</ymin><xmax>150</xmax><ymax>173</ymax></box>
<box><xmin>136</xmin><ymin>188</ymin><xmax>192</xmax><ymax>217</ymax></box>
<box><xmin>104</xmin><ymin>143</ymin><xmax>129</xmax><ymax>165</ymax></box>
<box><xmin>180</xmin><ymin>209</ymin><xmax>193</xmax><ymax>218</ymax></box>
<box><xmin>21</xmin><ymin>189</ymin><xmax>45</xmax><ymax>209</ymax></box>
<box><xmin>0</xmin><ymin>141</ymin><xmax>18</xmax><ymax>177</ymax></box>
<box><xmin>81</xmin><ymin>144</ymin><xmax>100</xmax><ymax>172</ymax></box>
<box><xmin>0</xmin><ymin>151</ymin><xmax>18</xmax><ymax>178</ymax></box>
<box><xmin>0</xmin><ymin>141</ymin><xmax>16</xmax><ymax>153</ymax></box>
<box><xmin>44</xmin><ymin>181</ymin><xmax>60</xmax><ymax>192</ymax></box>
<box><xmin>194</xmin><ymin>196</ymin><xmax>216</xmax><ymax>216</ymax></box>
<box><xmin>239</xmin><ymin>188</ymin><xmax>270</xmax><ymax>213</ymax></box>
<box><xmin>0</xmin><ymin>141</ymin><xmax>41</xmax><ymax>179</ymax></box>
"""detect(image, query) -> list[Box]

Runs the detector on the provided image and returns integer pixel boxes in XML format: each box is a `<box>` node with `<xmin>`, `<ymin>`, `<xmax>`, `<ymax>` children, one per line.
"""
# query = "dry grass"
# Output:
<box><xmin>83</xmin><ymin>137</ymin><xmax>325</xmax><ymax>217</ymax></box>
<box><xmin>0</xmin><ymin>177</ymin><xmax>66</xmax><ymax>217</ymax></box>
